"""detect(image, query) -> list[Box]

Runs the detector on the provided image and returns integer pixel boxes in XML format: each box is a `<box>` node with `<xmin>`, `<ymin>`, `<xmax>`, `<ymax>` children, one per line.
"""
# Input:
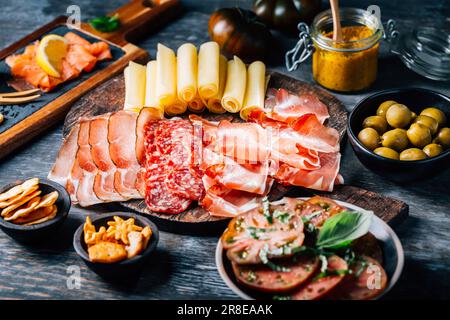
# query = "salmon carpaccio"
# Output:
<box><xmin>5</xmin><ymin>32</ymin><xmax>112</xmax><ymax>92</ymax></box>
<box><xmin>48</xmin><ymin>88</ymin><xmax>343</xmax><ymax>216</ymax></box>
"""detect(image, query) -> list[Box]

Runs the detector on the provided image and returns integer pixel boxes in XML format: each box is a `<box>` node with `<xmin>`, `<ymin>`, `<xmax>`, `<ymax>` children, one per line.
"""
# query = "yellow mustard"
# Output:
<box><xmin>312</xmin><ymin>26</ymin><xmax>378</xmax><ymax>92</ymax></box>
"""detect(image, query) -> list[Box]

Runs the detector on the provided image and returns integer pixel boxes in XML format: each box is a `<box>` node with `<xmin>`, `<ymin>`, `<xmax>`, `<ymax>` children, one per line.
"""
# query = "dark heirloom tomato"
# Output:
<box><xmin>208</xmin><ymin>8</ymin><xmax>272</xmax><ymax>61</ymax></box>
<box><xmin>232</xmin><ymin>254</ymin><xmax>319</xmax><ymax>293</ymax></box>
<box><xmin>253</xmin><ymin>0</ymin><xmax>321</xmax><ymax>33</ymax></box>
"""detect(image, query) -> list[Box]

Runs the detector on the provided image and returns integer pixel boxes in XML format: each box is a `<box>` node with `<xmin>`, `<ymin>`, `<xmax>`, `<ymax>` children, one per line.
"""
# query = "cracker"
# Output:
<box><xmin>125</xmin><ymin>231</ymin><xmax>144</xmax><ymax>258</ymax></box>
<box><xmin>22</xmin><ymin>205</ymin><xmax>57</xmax><ymax>226</ymax></box>
<box><xmin>4</xmin><ymin>196</ymin><xmax>41</xmax><ymax>221</ymax></box>
<box><xmin>1</xmin><ymin>190</ymin><xmax>42</xmax><ymax>217</ymax></box>
<box><xmin>88</xmin><ymin>241</ymin><xmax>127</xmax><ymax>263</ymax></box>
<box><xmin>35</xmin><ymin>191</ymin><xmax>59</xmax><ymax>209</ymax></box>
<box><xmin>13</xmin><ymin>205</ymin><xmax>54</xmax><ymax>225</ymax></box>
<box><xmin>0</xmin><ymin>185</ymin><xmax>39</xmax><ymax>208</ymax></box>
<box><xmin>0</xmin><ymin>178</ymin><xmax>39</xmax><ymax>202</ymax></box>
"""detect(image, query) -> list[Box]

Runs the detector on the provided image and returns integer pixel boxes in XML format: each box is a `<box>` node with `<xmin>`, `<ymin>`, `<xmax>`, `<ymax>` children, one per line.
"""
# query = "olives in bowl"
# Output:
<box><xmin>348</xmin><ymin>88</ymin><xmax>450</xmax><ymax>182</ymax></box>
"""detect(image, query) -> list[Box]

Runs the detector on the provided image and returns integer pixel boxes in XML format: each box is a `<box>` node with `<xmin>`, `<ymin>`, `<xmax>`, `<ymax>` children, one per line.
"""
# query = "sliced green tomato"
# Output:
<box><xmin>232</xmin><ymin>254</ymin><xmax>319</xmax><ymax>293</ymax></box>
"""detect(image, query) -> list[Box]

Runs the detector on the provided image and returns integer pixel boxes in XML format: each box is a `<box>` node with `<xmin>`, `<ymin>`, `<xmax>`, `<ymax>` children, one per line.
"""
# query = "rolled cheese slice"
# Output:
<box><xmin>206</xmin><ymin>54</ymin><xmax>227</xmax><ymax>114</ymax></box>
<box><xmin>123</xmin><ymin>61</ymin><xmax>146</xmax><ymax>112</ymax></box>
<box><xmin>188</xmin><ymin>95</ymin><xmax>206</xmax><ymax>113</ymax></box>
<box><xmin>156</xmin><ymin>43</ymin><xmax>177</xmax><ymax>106</ymax></box>
<box><xmin>198</xmin><ymin>41</ymin><xmax>219</xmax><ymax>100</ymax></box>
<box><xmin>240</xmin><ymin>61</ymin><xmax>266</xmax><ymax>120</ymax></box>
<box><xmin>165</xmin><ymin>97</ymin><xmax>187</xmax><ymax>116</ymax></box>
<box><xmin>221</xmin><ymin>56</ymin><xmax>247</xmax><ymax>113</ymax></box>
<box><xmin>177</xmin><ymin>43</ymin><xmax>198</xmax><ymax>103</ymax></box>
<box><xmin>144</xmin><ymin>60</ymin><xmax>164</xmax><ymax>117</ymax></box>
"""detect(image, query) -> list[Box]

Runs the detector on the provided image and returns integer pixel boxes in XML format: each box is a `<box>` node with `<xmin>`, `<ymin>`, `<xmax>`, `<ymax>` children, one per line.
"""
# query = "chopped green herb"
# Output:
<box><xmin>313</xmin><ymin>269</ymin><xmax>350</xmax><ymax>281</ymax></box>
<box><xmin>90</xmin><ymin>14</ymin><xmax>120</xmax><ymax>33</ymax></box>
<box><xmin>273</xmin><ymin>210</ymin><xmax>291</xmax><ymax>223</ymax></box>
<box><xmin>273</xmin><ymin>295</ymin><xmax>291</xmax><ymax>300</ymax></box>
<box><xmin>246</xmin><ymin>270</ymin><xmax>257</xmax><ymax>282</ymax></box>
<box><xmin>262</xmin><ymin>196</ymin><xmax>273</xmax><ymax>224</ymax></box>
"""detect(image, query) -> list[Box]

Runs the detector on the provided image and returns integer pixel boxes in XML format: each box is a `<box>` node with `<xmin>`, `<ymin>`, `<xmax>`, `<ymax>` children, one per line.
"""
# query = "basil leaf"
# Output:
<box><xmin>90</xmin><ymin>14</ymin><xmax>120</xmax><ymax>32</ymax></box>
<box><xmin>316</xmin><ymin>210</ymin><xmax>372</xmax><ymax>249</ymax></box>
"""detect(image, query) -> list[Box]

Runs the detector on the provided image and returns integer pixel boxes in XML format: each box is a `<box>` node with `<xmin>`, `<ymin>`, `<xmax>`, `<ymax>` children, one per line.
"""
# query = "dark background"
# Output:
<box><xmin>0</xmin><ymin>0</ymin><xmax>449</xmax><ymax>299</ymax></box>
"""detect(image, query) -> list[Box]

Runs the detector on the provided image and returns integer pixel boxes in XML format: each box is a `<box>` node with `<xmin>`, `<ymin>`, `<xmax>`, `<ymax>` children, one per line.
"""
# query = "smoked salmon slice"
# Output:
<box><xmin>5</xmin><ymin>32</ymin><xmax>112</xmax><ymax>92</ymax></box>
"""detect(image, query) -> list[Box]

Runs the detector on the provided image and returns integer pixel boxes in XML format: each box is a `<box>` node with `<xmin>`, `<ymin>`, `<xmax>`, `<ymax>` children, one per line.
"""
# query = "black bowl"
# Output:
<box><xmin>0</xmin><ymin>178</ymin><xmax>70</xmax><ymax>242</ymax></box>
<box><xmin>73</xmin><ymin>212</ymin><xmax>159</xmax><ymax>278</ymax></box>
<box><xmin>348</xmin><ymin>88</ymin><xmax>450</xmax><ymax>182</ymax></box>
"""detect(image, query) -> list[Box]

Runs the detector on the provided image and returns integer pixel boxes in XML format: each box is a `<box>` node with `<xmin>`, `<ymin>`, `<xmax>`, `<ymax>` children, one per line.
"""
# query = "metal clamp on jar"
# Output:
<box><xmin>286</xmin><ymin>7</ymin><xmax>397</xmax><ymax>92</ymax></box>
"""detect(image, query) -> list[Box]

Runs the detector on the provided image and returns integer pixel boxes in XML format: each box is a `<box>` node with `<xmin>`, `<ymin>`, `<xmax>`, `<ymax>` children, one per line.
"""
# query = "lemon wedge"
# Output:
<box><xmin>36</xmin><ymin>34</ymin><xmax>68</xmax><ymax>78</ymax></box>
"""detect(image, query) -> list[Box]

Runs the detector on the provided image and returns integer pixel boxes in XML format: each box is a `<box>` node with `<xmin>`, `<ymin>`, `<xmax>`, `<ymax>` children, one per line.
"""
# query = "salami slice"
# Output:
<box><xmin>165</xmin><ymin>169</ymin><xmax>205</xmax><ymax>200</ymax></box>
<box><xmin>145</xmin><ymin>177</ymin><xmax>192</xmax><ymax>214</ymax></box>
<box><xmin>232</xmin><ymin>254</ymin><xmax>319</xmax><ymax>293</ymax></box>
<box><xmin>290</xmin><ymin>255</ymin><xmax>348</xmax><ymax>300</ymax></box>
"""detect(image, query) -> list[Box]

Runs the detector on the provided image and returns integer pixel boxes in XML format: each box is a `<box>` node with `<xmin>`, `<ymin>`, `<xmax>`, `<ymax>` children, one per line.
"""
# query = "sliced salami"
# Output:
<box><xmin>145</xmin><ymin>177</ymin><xmax>192</xmax><ymax>214</ymax></box>
<box><xmin>165</xmin><ymin>169</ymin><xmax>205</xmax><ymax>200</ymax></box>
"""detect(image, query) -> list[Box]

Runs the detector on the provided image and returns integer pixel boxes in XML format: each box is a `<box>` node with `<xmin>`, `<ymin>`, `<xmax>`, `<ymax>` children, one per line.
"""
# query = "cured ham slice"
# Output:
<box><xmin>205</xmin><ymin>155</ymin><xmax>270</xmax><ymax>195</ymax></box>
<box><xmin>76</xmin><ymin>120</ymin><xmax>101</xmax><ymax>206</ymax></box>
<box><xmin>108</xmin><ymin>111</ymin><xmax>142</xmax><ymax>199</ymax></box>
<box><xmin>200</xmin><ymin>184</ymin><xmax>261</xmax><ymax>218</ymax></box>
<box><xmin>48</xmin><ymin>124</ymin><xmax>80</xmax><ymax>188</ymax></box>
<box><xmin>264</xmin><ymin>88</ymin><xmax>329</xmax><ymax>124</ymax></box>
<box><xmin>275</xmin><ymin>152</ymin><xmax>341</xmax><ymax>192</ymax></box>
<box><xmin>89</xmin><ymin>114</ymin><xmax>128</xmax><ymax>202</ymax></box>
<box><xmin>216</xmin><ymin>120</ymin><xmax>269</xmax><ymax>164</ymax></box>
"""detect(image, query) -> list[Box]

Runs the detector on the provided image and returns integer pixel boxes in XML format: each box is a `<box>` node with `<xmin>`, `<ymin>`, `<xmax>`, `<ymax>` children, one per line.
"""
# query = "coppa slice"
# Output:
<box><xmin>222</xmin><ymin>205</ymin><xmax>305</xmax><ymax>264</ymax></box>
<box><xmin>290</xmin><ymin>255</ymin><xmax>348</xmax><ymax>300</ymax></box>
<box><xmin>329</xmin><ymin>255</ymin><xmax>388</xmax><ymax>300</ymax></box>
<box><xmin>232</xmin><ymin>254</ymin><xmax>319</xmax><ymax>293</ymax></box>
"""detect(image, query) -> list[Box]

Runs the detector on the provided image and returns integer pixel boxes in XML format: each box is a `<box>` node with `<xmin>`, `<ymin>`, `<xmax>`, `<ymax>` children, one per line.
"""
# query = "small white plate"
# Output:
<box><xmin>215</xmin><ymin>198</ymin><xmax>404</xmax><ymax>300</ymax></box>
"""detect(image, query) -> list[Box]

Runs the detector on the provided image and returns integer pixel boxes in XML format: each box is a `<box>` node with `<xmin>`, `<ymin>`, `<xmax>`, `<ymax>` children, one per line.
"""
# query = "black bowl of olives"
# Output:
<box><xmin>348</xmin><ymin>88</ymin><xmax>450</xmax><ymax>182</ymax></box>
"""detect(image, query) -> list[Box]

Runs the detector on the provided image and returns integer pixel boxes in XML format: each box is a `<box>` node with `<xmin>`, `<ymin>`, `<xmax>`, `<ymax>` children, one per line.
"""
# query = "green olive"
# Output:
<box><xmin>362</xmin><ymin>115</ymin><xmax>388</xmax><ymax>134</ymax></box>
<box><xmin>386</xmin><ymin>104</ymin><xmax>412</xmax><ymax>128</ymax></box>
<box><xmin>0</xmin><ymin>113</ymin><xmax>3</xmax><ymax>125</ymax></box>
<box><xmin>411</xmin><ymin>111</ymin><xmax>417</xmax><ymax>120</ymax></box>
<box><xmin>399</xmin><ymin>148</ymin><xmax>427</xmax><ymax>161</ymax></box>
<box><xmin>420</xmin><ymin>107</ymin><xmax>447</xmax><ymax>127</ymax></box>
<box><xmin>381</xmin><ymin>129</ymin><xmax>409</xmax><ymax>151</ymax></box>
<box><xmin>435</xmin><ymin>127</ymin><xmax>450</xmax><ymax>149</ymax></box>
<box><xmin>423</xmin><ymin>143</ymin><xmax>443</xmax><ymax>158</ymax></box>
<box><xmin>414</xmin><ymin>115</ymin><xmax>438</xmax><ymax>135</ymax></box>
<box><xmin>358</xmin><ymin>128</ymin><xmax>380</xmax><ymax>150</ymax></box>
<box><xmin>407</xmin><ymin>123</ymin><xmax>432</xmax><ymax>148</ymax></box>
<box><xmin>373</xmin><ymin>147</ymin><xmax>399</xmax><ymax>160</ymax></box>
<box><xmin>376</xmin><ymin>100</ymin><xmax>397</xmax><ymax>119</ymax></box>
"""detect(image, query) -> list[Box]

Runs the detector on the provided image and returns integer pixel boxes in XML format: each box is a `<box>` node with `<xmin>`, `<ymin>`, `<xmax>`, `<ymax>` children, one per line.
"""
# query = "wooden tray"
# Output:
<box><xmin>0</xmin><ymin>0</ymin><xmax>181</xmax><ymax>160</ymax></box>
<box><xmin>63</xmin><ymin>71</ymin><xmax>409</xmax><ymax>234</ymax></box>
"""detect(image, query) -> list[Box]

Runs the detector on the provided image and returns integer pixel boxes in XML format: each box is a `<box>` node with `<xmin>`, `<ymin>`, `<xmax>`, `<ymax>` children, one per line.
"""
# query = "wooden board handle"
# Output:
<box><xmin>82</xmin><ymin>0</ymin><xmax>181</xmax><ymax>46</ymax></box>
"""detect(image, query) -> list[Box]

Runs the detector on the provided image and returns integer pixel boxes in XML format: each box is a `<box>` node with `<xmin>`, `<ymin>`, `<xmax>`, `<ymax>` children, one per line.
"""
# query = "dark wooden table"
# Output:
<box><xmin>0</xmin><ymin>0</ymin><xmax>449</xmax><ymax>299</ymax></box>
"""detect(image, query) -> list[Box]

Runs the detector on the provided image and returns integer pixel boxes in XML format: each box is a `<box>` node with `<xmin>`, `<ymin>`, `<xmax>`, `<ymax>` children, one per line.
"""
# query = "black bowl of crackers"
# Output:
<box><xmin>0</xmin><ymin>178</ymin><xmax>70</xmax><ymax>242</ymax></box>
<box><xmin>73</xmin><ymin>212</ymin><xmax>159</xmax><ymax>277</ymax></box>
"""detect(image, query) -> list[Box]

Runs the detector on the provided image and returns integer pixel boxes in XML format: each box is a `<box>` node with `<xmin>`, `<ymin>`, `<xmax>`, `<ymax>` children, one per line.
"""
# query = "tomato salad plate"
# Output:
<box><xmin>216</xmin><ymin>196</ymin><xmax>404</xmax><ymax>300</ymax></box>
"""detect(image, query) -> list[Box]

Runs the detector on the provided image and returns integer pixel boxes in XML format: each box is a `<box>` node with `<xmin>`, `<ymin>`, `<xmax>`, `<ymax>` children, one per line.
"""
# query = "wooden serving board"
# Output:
<box><xmin>63</xmin><ymin>71</ymin><xmax>409</xmax><ymax>234</ymax></box>
<box><xmin>0</xmin><ymin>0</ymin><xmax>181</xmax><ymax>160</ymax></box>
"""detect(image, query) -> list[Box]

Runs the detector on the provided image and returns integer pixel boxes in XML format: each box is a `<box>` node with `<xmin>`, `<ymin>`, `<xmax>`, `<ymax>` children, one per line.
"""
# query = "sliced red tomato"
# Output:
<box><xmin>290</xmin><ymin>255</ymin><xmax>348</xmax><ymax>300</ymax></box>
<box><xmin>350</xmin><ymin>233</ymin><xmax>384</xmax><ymax>265</ymax></box>
<box><xmin>329</xmin><ymin>255</ymin><xmax>388</xmax><ymax>300</ymax></box>
<box><xmin>232</xmin><ymin>254</ymin><xmax>319</xmax><ymax>293</ymax></box>
<box><xmin>296</xmin><ymin>196</ymin><xmax>345</xmax><ymax>227</ymax></box>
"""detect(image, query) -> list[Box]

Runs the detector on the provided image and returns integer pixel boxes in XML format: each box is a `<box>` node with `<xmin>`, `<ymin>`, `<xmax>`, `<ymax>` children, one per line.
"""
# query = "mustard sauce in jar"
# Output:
<box><xmin>313</xmin><ymin>26</ymin><xmax>379</xmax><ymax>92</ymax></box>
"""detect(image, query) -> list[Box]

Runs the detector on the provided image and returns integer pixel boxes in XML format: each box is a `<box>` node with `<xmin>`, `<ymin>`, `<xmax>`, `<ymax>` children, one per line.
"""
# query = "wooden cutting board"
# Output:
<box><xmin>63</xmin><ymin>71</ymin><xmax>408</xmax><ymax>234</ymax></box>
<box><xmin>0</xmin><ymin>0</ymin><xmax>181</xmax><ymax>160</ymax></box>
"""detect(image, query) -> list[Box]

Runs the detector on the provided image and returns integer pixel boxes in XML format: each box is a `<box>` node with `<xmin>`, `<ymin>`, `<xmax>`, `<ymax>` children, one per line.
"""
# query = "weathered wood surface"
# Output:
<box><xmin>63</xmin><ymin>70</ymin><xmax>352</xmax><ymax>232</ymax></box>
<box><xmin>0</xmin><ymin>0</ymin><xmax>449</xmax><ymax>300</ymax></box>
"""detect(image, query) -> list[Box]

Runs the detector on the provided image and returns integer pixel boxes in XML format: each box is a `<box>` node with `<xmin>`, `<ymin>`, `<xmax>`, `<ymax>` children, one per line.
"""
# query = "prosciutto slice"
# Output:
<box><xmin>264</xmin><ymin>88</ymin><xmax>329</xmax><ymax>124</ymax></box>
<box><xmin>108</xmin><ymin>111</ymin><xmax>142</xmax><ymax>198</ymax></box>
<box><xmin>48</xmin><ymin>124</ymin><xmax>80</xmax><ymax>188</ymax></box>
<box><xmin>89</xmin><ymin>114</ymin><xmax>128</xmax><ymax>202</ymax></box>
<box><xmin>76</xmin><ymin>120</ymin><xmax>101</xmax><ymax>206</ymax></box>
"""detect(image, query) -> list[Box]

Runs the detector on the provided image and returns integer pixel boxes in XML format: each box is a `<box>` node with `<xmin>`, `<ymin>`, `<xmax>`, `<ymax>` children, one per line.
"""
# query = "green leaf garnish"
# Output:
<box><xmin>90</xmin><ymin>14</ymin><xmax>120</xmax><ymax>33</ymax></box>
<box><xmin>316</xmin><ymin>210</ymin><xmax>372</xmax><ymax>249</ymax></box>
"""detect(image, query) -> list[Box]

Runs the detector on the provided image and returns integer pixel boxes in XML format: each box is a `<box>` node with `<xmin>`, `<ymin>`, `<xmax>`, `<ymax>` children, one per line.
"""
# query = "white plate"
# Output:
<box><xmin>215</xmin><ymin>198</ymin><xmax>404</xmax><ymax>300</ymax></box>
